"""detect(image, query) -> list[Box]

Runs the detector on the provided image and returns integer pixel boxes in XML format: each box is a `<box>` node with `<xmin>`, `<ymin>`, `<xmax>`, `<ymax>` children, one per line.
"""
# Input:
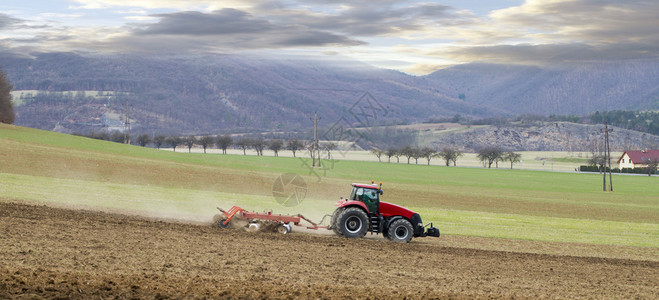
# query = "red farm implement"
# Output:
<box><xmin>213</xmin><ymin>206</ymin><xmax>329</xmax><ymax>234</ymax></box>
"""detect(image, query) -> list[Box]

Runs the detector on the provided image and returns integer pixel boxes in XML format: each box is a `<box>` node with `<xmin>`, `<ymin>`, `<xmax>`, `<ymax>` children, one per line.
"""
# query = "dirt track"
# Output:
<box><xmin>1</xmin><ymin>201</ymin><xmax>658</xmax><ymax>299</ymax></box>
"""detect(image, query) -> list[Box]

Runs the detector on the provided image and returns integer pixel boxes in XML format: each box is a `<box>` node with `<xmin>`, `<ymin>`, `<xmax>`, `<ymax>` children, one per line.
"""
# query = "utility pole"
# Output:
<box><xmin>599</xmin><ymin>123</ymin><xmax>614</xmax><ymax>191</ymax></box>
<box><xmin>310</xmin><ymin>112</ymin><xmax>321</xmax><ymax>167</ymax></box>
<box><xmin>605</xmin><ymin>122</ymin><xmax>613</xmax><ymax>191</ymax></box>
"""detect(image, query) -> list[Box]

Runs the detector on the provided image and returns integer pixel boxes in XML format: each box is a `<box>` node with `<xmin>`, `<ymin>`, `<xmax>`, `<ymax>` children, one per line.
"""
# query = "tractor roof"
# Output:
<box><xmin>352</xmin><ymin>183</ymin><xmax>380</xmax><ymax>189</ymax></box>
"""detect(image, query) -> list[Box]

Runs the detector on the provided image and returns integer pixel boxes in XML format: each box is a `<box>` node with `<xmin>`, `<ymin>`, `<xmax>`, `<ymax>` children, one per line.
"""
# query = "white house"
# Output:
<box><xmin>617</xmin><ymin>149</ymin><xmax>659</xmax><ymax>169</ymax></box>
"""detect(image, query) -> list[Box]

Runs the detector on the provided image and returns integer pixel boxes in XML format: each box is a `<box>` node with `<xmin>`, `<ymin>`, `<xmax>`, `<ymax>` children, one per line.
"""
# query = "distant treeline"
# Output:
<box><xmin>426</xmin><ymin>110</ymin><xmax>659</xmax><ymax>136</ymax></box>
<box><xmin>75</xmin><ymin>131</ymin><xmax>320</xmax><ymax>158</ymax></box>
<box><xmin>588</xmin><ymin>110</ymin><xmax>659</xmax><ymax>135</ymax></box>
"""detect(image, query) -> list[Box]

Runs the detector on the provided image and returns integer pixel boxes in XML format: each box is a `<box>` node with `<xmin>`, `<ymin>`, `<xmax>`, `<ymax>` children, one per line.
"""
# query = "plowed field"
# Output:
<box><xmin>1</xmin><ymin>201</ymin><xmax>658</xmax><ymax>299</ymax></box>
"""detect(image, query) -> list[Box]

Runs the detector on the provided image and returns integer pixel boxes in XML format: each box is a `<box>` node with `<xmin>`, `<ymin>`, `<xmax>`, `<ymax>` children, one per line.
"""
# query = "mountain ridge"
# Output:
<box><xmin>1</xmin><ymin>52</ymin><xmax>658</xmax><ymax>134</ymax></box>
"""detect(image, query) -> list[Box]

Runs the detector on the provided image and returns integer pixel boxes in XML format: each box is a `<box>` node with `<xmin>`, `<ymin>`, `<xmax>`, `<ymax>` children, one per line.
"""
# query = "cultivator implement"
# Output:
<box><xmin>214</xmin><ymin>206</ymin><xmax>329</xmax><ymax>234</ymax></box>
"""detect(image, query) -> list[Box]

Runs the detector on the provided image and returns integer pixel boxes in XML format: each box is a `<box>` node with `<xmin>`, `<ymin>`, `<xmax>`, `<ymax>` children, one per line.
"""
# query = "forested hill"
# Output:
<box><xmin>425</xmin><ymin>61</ymin><xmax>659</xmax><ymax>116</ymax></box>
<box><xmin>2</xmin><ymin>52</ymin><xmax>471</xmax><ymax>134</ymax></box>
<box><xmin>1</xmin><ymin>51</ymin><xmax>658</xmax><ymax>135</ymax></box>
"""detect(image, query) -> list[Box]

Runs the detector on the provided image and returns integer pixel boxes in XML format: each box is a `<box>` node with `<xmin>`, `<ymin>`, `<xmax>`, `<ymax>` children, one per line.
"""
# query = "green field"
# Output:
<box><xmin>1</xmin><ymin>124</ymin><xmax>658</xmax><ymax>248</ymax></box>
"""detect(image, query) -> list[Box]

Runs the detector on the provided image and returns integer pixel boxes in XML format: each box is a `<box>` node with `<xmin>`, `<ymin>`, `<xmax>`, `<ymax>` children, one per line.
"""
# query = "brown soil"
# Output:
<box><xmin>1</xmin><ymin>201</ymin><xmax>658</xmax><ymax>299</ymax></box>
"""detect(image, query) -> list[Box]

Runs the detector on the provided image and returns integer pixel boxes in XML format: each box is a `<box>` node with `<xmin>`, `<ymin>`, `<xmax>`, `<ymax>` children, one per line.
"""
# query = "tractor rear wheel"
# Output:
<box><xmin>335</xmin><ymin>207</ymin><xmax>368</xmax><ymax>238</ymax></box>
<box><xmin>387</xmin><ymin>219</ymin><xmax>413</xmax><ymax>243</ymax></box>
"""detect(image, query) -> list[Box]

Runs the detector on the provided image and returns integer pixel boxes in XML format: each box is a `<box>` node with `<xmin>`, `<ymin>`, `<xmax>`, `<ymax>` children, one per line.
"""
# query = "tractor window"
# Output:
<box><xmin>350</xmin><ymin>187</ymin><xmax>366</xmax><ymax>201</ymax></box>
<box><xmin>362</xmin><ymin>189</ymin><xmax>379</xmax><ymax>214</ymax></box>
<box><xmin>364</xmin><ymin>189</ymin><xmax>379</xmax><ymax>202</ymax></box>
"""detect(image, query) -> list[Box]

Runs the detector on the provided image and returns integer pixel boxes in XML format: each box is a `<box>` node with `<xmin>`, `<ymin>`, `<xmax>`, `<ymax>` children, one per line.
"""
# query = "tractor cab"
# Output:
<box><xmin>349</xmin><ymin>183</ymin><xmax>382</xmax><ymax>215</ymax></box>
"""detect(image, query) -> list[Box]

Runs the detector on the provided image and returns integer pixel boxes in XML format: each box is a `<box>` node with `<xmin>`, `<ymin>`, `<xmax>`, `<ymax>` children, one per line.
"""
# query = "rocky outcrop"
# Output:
<box><xmin>424</xmin><ymin>122</ymin><xmax>659</xmax><ymax>152</ymax></box>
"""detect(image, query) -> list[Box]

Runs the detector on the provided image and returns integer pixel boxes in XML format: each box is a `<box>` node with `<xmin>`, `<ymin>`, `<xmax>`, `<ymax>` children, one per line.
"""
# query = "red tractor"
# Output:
<box><xmin>330</xmin><ymin>182</ymin><xmax>440</xmax><ymax>242</ymax></box>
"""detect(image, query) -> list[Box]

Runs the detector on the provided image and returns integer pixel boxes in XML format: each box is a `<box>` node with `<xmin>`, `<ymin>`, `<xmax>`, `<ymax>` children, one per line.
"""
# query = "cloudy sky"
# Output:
<box><xmin>1</xmin><ymin>0</ymin><xmax>658</xmax><ymax>74</ymax></box>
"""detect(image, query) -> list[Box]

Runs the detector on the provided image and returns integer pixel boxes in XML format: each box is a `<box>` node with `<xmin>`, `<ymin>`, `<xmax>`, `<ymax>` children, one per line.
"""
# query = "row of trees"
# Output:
<box><xmin>475</xmin><ymin>147</ymin><xmax>522</xmax><ymax>169</ymax></box>
<box><xmin>81</xmin><ymin>131</ymin><xmax>525</xmax><ymax>169</ymax></box>
<box><xmin>370</xmin><ymin>147</ymin><xmax>463</xmax><ymax>166</ymax></box>
<box><xmin>142</xmin><ymin>134</ymin><xmax>312</xmax><ymax>156</ymax></box>
<box><xmin>370</xmin><ymin>146</ymin><xmax>522</xmax><ymax>169</ymax></box>
<box><xmin>80</xmin><ymin>132</ymin><xmax>321</xmax><ymax>157</ymax></box>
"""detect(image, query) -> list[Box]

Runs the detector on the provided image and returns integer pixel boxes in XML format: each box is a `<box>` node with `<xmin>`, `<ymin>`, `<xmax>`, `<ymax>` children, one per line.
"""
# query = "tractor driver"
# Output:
<box><xmin>362</xmin><ymin>189</ymin><xmax>379</xmax><ymax>215</ymax></box>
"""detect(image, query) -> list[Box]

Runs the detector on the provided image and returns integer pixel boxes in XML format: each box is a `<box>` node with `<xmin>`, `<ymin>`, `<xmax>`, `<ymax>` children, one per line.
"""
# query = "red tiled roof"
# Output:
<box><xmin>618</xmin><ymin>150</ymin><xmax>659</xmax><ymax>164</ymax></box>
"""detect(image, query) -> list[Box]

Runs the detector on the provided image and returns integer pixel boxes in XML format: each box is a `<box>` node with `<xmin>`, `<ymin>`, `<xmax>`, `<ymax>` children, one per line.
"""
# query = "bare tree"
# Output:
<box><xmin>153</xmin><ymin>135</ymin><xmax>166</xmax><ymax>149</ymax></box>
<box><xmin>438</xmin><ymin>148</ymin><xmax>462</xmax><ymax>166</ymax></box>
<box><xmin>588</xmin><ymin>154</ymin><xmax>606</xmax><ymax>173</ymax></box>
<box><xmin>370</xmin><ymin>148</ymin><xmax>385</xmax><ymax>162</ymax></box>
<box><xmin>393</xmin><ymin>148</ymin><xmax>401</xmax><ymax>163</ymax></box>
<box><xmin>400</xmin><ymin>146</ymin><xmax>414</xmax><ymax>164</ymax></box>
<box><xmin>411</xmin><ymin>148</ymin><xmax>422</xmax><ymax>164</ymax></box>
<box><xmin>216</xmin><ymin>135</ymin><xmax>232</xmax><ymax>154</ymax></box>
<box><xmin>235</xmin><ymin>138</ymin><xmax>252</xmax><ymax>155</ymax></box>
<box><xmin>286</xmin><ymin>139</ymin><xmax>304</xmax><ymax>157</ymax></box>
<box><xmin>0</xmin><ymin>68</ymin><xmax>15</xmax><ymax>124</ymax></box>
<box><xmin>421</xmin><ymin>147</ymin><xmax>436</xmax><ymax>165</ymax></box>
<box><xmin>645</xmin><ymin>158</ymin><xmax>658</xmax><ymax>176</ymax></box>
<box><xmin>167</xmin><ymin>136</ymin><xmax>182</xmax><ymax>152</ymax></box>
<box><xmin>199</xmin><ymin>136</ymin><xmax>213</xmax><ymax>153</ymax></box>
<box><xmin>386</xmin><ymin>148</ymin><xmax>396</xmax><ymax>163</ymax></box>
<box><xmin>503</xmin><ymin>151</ymin><xmax>522</xmax><ymax>169</ymax></box>
<box><xmin>110</xmin><ymin>131</ymin><xmax>125</xmax><ymax>143</ymax></box>
<box><xmin>322</xmin><ymin>142</ymin><xmax>338</xmax><ymax>159</ymax></box>
<box><xmin>136</xmin><ymin>134</ymin><xmax>151</xmax><ymax>147</ymax></box>
<box><xmin>477</xmin><ymin>147</ymin><xmax>503</xmax><ymax>168</ymax></box>
<box><xmin>185</xmin><ymin>135</ymin><xmax>197</xmax><ymax>153</ymax></box>
<box><xmin>269</xmin><ymin>139</ymin><xmax>284</xmax><ymax>157</ymax></box>
<box><xmin>252</xmin><ymin>138</ymin><xmax>266</xmax><ymax>156</ymax></box>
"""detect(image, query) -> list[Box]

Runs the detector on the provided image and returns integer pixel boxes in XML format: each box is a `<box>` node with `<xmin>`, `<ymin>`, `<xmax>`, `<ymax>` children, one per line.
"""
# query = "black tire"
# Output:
<box><xmin>387</xmin><ymin>219</ymin><xmax>413</xmax><ymax>243</ymax></box>
<box><xmin>335</xmin><ymin>207</ymin><xmax>368</xmax><ymax>238</ymax></box>
<box><xmin>382</xmin><ymin>229</ymin><xmax>391</xmax><ymax>240</ymax></box>
<box><xmin>330</xmin><ymin>207</ymin><xmax>344</xmax><ymax>234</ymax></box>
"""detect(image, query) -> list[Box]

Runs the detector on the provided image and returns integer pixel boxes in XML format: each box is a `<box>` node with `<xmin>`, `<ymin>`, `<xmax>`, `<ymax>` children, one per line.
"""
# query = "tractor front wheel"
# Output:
<box><xmin>330</xmin><ymin>207</ymin><xmax>344</xmax><ymax>235</ymax></box>
<box><xmin>335</xmin><ymin>207</ymin><xmax>368</xmax><ymax>238</ymax></box>
<box><xmin>387</xmin><ymin>219</ymin><xmax>413</xmax><ymax>243</ymax></box>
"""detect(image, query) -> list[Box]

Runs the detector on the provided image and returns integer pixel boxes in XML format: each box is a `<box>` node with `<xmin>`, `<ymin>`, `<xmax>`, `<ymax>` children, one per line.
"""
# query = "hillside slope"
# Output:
<box><xmin>2</xmin><ymin>52</ymin><xmax>658</xmax><ymax>134</ymax></box>
<box><xmin>425</xmin><ymin>61</ymin><xmax>659</xmax><ymax>115</ymax></box>
<box><xmin>2</xmin><ymin>52</ymin><xmax>471</xmax><ymax>134</ymax></box>
<box><xmin>416</xmin><ymin>122</ymin><xmax>659</xmax><ymax>152</ymax></box>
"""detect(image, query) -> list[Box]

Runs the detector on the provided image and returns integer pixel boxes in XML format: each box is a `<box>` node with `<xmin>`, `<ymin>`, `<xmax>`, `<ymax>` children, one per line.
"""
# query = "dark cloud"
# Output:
<box><xmin>137</xmin><ymin>9</ymin><xmax>273</xmax><ymax>36</ymax></box>
<box><xmin>259</xmin><ymin>3</ymin><xmax>457</xmax><ymax>36</ymax></box>
<box><xmin>0</xmin><ymin>13</ymin><xmax>22</xmax><ymax>29</ymax></box>
<box><xmin>107</xmin><ymin>8</ymin><xmax>365</xmax><ymax>52</ymax></box>
<box><xmin>274</xmin><ymin>30</ymin><xmax>363</xmax><ymax>47</ymax></box>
